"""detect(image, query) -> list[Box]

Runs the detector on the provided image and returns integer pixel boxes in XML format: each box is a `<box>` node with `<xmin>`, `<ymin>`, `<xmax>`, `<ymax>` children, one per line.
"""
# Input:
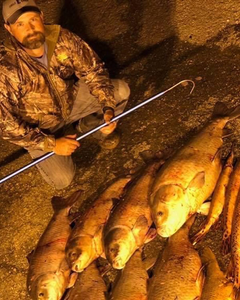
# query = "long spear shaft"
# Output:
<box><xmin>0</xmin><ymin>79</ymin><xmax>194</xmax><ymax>184</ymax></box>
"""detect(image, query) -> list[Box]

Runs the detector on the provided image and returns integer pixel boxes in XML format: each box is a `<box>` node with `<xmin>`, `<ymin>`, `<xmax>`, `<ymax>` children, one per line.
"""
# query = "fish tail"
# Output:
<box><xmin>51</xmin><ymin>190</ymin><xmax>83</xmax><ymax>213</ymax></box>
<box><xmin>212</xmin><ymin>101</ymin><xmax>240</xmax><ymax>121</ymax></box>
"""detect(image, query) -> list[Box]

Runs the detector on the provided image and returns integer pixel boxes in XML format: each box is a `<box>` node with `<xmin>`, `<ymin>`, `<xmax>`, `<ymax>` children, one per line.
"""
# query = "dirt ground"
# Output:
<box><xmin>0</xmin><ymin>1</ymin><xmax>240</xmax><ymax>299</ymax></box>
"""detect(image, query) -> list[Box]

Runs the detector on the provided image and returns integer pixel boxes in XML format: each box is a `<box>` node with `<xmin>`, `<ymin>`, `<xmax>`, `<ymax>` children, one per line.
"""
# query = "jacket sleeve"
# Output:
<box><xmin>62</xmin><ymin>29</ymin><xmax>116</xmax><ymax>110</ymax></box>
<box><xmin>0</xmin><ymin>76</ymin><xmax>56</xmax><ymax>152</ymax></box>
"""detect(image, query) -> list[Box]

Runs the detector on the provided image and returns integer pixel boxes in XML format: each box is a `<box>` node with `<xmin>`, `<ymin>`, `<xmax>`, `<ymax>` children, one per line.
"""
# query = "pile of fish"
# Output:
<box><xmin>26</xmin><ymin>101</ymin><xmax>240</xmax><ymax>300</ymax></box>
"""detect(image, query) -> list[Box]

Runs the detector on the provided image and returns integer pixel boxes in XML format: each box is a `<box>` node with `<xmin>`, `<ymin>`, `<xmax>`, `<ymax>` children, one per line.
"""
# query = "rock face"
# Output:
<box><xmin>0</xmin><ymin>1</ymin><xmax>240</xmax><ymax>300</ymax></box>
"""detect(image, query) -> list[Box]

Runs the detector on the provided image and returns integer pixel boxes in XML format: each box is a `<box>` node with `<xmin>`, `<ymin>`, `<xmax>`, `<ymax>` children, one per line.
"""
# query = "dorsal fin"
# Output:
<box><xmin>212</xmin><ymin>101</ymin><xmax>240</xmax><ymax>121</ymax></box>
<box><xmin>51</xmin><ymin>190</ymin><xmax>83</xmax><ymax>213</ymax></box>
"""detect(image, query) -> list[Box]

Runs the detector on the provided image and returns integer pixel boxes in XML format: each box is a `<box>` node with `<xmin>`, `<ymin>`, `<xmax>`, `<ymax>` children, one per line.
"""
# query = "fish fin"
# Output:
<box><xmin>212</xmin><ymin>101</ymin><xmax>240</xmax><ymax>121</ymax></box>
<box><xmin>67</xmin><ymin>272</ymin><xmax>78</xmax><ymax>289</ymax></box>
<box><xmin>51</xmin><ymin>190</ymin><xmax>83</xmax><ymax>213</ymax></box>
<box><xmin>197</xmin><ymin>201</ymin><xmax>211</xmax><ymax>216</ymax></box>
<box><xmin>93</xmin><ymin>225</ymin><xmax>104</xmax><ymax>256</ymax></box>
<box><xmin>142</xmin><ymin>254</ymin><xmax>158</xmax><ymax>271</ymax></box>
<box><xmin>132</xmin><ymin>215</ymin><xmax>149</xmax><ymax>245</ymax></box>
<box><xmin>196</xmin><ymin>264</ymin><xmax>205</xmax><ymax>294</ymax></box>
<box><xmin>26</xmin><ymin>249</ymin><xmax>34</xmax><ymax>264</ymax></box>
<box><xmin>144</xmin><ymin>227</ymin><xmax>157</xmax><ymax>244</ymax></box>
<box><xmin>222</xmin><ymin>128</ymin><xmax>234</xmax><ymax>139</ymax></box>
<box><xmin>69</xmin><ymin>211</ymin><xmax>82</xmax><ymax>227</ymax></box>
<box><xmin>99</xmin><ymin>263</ymin><xmax>112</xmax><ymax>277</ymax></box>
<box><xmin>187</xmin><ymin>171</ymin><xmax>205</xmax><ymax>190</ymax></box>
<box><xmin>112</xmin><ymin>197</ymin><xmax>121</xmax><ymax>207</ymax></box>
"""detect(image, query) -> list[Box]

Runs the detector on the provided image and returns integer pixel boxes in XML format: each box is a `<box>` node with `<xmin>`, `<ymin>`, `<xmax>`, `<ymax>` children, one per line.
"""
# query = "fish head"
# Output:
<box><xmin>151</xmin><ymin>184</ymin><xmax>189</xmax><ymax>237</ymax></box>
<box><xmin>104</xmin><ymin>227</ymin><xmax>135</xmax><ymax>269</ymax></box>
<box><xmin>29</xmin><ymin>273</ymin><xmax>64</xmax><ymax>300</ymax></box>
<box><xmin>65</xmin><ymin>235</ymin><xmax>94</xmax><ymax>272</ymax></box>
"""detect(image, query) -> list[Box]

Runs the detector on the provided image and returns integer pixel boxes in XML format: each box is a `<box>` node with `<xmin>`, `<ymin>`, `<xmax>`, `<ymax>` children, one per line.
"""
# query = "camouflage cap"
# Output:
<box><xmin>2</xmin><ymin>0</ymin><xmax>41</xmax><ymax>24</ymax></box>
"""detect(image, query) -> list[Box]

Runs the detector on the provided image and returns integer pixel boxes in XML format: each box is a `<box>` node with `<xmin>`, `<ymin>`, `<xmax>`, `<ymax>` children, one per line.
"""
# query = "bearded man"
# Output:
<box><xmin>0</xmin><ymin>0</ymin><xmax>130</xmax><ymax>189</ymax></box>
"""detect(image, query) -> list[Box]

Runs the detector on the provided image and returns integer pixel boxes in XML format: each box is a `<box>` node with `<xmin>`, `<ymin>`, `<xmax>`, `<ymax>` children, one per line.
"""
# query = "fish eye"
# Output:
<box><xmin>38</xmin><ymin>292</ymin><xmax>44</xmax><ymax>297</ymax></box>
<box><xmin>71</xmin><ymin>251</ymin><xmax>78</xmax><ymax>259</ymax></box>
<box><xmin>157</xmin><ymin>211</ymin><xmax>163</xmax><ymax>217</ymax></box>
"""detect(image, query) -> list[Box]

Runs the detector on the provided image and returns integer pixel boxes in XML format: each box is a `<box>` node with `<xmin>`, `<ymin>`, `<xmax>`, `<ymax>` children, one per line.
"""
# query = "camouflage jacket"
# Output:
<box><xmin>0</xmin><ymin>25</ymin><xmax>116</xmax><ymax>151</ymax></box>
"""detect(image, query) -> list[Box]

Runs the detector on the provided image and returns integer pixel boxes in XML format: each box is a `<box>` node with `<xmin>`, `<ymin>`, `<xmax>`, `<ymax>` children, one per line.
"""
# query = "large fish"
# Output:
<box><xmin>27</xmin><ymin>191</ymin><xmax>82</xmax><ymax>300</ymax></box>
<box><xmin>147</xmin><ymin>216</ymin><xmax>204</xmax><ymax>300</ymax></box>
<box><xmin>222</xmin><ymin>159</ymin><xmax>240</xmax><ymax>254</ymax></box>
<box><xmin>104</xmin><ymin>161</ymin><xmax>164</xmax><ymax>270</ymax></box>
<box><xmin>65</xmin><ymin>177</ymin><xmax>131</xmax><ymax>272</ymax></box>
<box><xmin>109</xmin><ymin>250</ymin><xmax>148</xmax><ymax>300</ymax></box>
<box><xmin>229</xmin><ymin>184</ymin><xmax>240</xmax><ymax>288</ymax></box>
<box><xmin>150</xmin><ymin>102</ymin><xmax>240</xmax><ymax>237</ymax></box>
<box><xmin>63</xmin><ymin>261</ymin><xmax>107</xmax><ymax>300</ymax></box>
<box><xmin>192</xmin><ymin>148</ymin><xmax>234</xmax><ymax>245</ymax></box>
<box><xmin>200</xmin><ymin>247</ymin><xmax>234</xmax><ymax>300</ymax></box>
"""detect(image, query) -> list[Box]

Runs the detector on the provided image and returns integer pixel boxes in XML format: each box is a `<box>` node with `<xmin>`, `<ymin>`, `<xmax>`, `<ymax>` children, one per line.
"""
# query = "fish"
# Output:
<box><xmin>27</xmin><ymin>191</ymin><xmax>82</xmax><ymax>300</ymax></box>
<box><xmin>222</xmin><ymin>159</ymin><xmax>240</xmax><ymax>254</ymax></box>
<box><xmin>200</xmin><ymin>247</ymin><xmax>234</xmax><ymax>300</ymax></box>
<box><xmin>147</xmin><ymin>216</ymin><xmax>204</xmax><ymax>300</ymax></box>
<box><xmin>109</xmin><ymin>250</ymin><xmax>148</xmax><ymax>300</ymax></box>
<box><xmin>104</xmin><ymin>161</ymin><xmax>164</xmax><ymax>270</ymax></box>
<box><xmin>150</xmin><ymin>101</ymin><xmax>240</xmax><ymax>237</ymax></box>
<box><xmin>192</xmin><ymin>148</ymin><xmax>234</xmax><ymax>245</ymax></box>
<box><xmin>63</xmin><ymin>260</ymin><xmax>107</xmax><ymax>300</ymax></box>
<box><xmin>65</xmin><ymin>177</ymin><xmax>131</xmax><ymax>272</ymax></box>
<box><xmin>229</xmin><ymin>185</ymin><xmax>240</xmax><ymax>288</ymax></box>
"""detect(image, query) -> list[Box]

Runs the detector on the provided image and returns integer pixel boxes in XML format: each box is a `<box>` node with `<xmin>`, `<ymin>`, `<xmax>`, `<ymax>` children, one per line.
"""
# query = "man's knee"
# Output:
<box><xmin>112</xmin><ymin>79</ymin><xmax>130</xmax><ymax>103</ymax></box>
<box><xmin>29</xmin><ymin>149</ymin><xmax>76</xmax><ymax>190</ymax></box>
<box><xmin>37</xmin><ymin>162</ymin><xmax>76</xmax><ymax>190</ymax></box>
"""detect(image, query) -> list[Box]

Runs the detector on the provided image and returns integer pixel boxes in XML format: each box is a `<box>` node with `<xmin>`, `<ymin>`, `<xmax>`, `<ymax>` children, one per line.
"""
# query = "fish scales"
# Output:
<box><xmin>63</xmin><ymin>261</ymin><xmax>107</xmax><ymax>300</ymax></box>
<box><xmin>148</xmin><ymin>217</ymin><xmax>204</xmax><ymax>300</ymax></box>
<box><xmin>106</xmin><ymin>163</ymin><xmax>162</xmax><ymax>231</ymax></box>
<box><xmin>223</xmin><ymin>160</ymin><xmax>240</xmax><ymax>253</ymax></box>
<box><xmin>27</xmin><ymin>191</ymin><xmax>82</xmax><ymax>300</ymax></box>
<box><xmin>150</xmin><ymin>102</ymin><xmax>240</xmax><ymax>237</ymax></box>
<box><xmin>104</xmin><ymin>161</ymin><xmax>164</xmax><ymax>269</ymax></box>
<box><xmin>200</xmin><ymin>247</ymin><xmax>234</xmax><ymax>300</ymax></box>
<box><xmin>192</xmin><ymin>149</ymin><xmax>234</xmax><ymax>245</ymax></box>
<box><xmin>230</xmin><ymin>189</ymin><xmax>240</xmax><ymax>288</ymax></box>
<box><xmin>65</xmin><ymin>177</ymin><xmax>131</xmax><ymax>272</ymax></box>
<box><xmin>110</xmin><ymin>250</ymin><xmax>148</xmax><ymax>300</ymax></box>
<box><xmin>72</xmin><ymin>178</ymin><xmax>131</xmax><ymax>235</ymax></box>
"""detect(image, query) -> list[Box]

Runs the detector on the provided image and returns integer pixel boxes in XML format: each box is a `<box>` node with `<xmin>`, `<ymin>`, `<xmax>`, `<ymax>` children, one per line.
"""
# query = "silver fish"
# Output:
<box><xmin>63</xmin><ymin>261</ymin><xmax>107</xmax><ymax>300</ymax></box>
<box><xmin>65</xmin><ymin>177</ymin><xmax>131</xmax><ymax>272</ymax></box>
<box><xmin>104</xmin><ymin>161</ymin><xmax>164</xmax><ymax>270</ymax></box>
<box><xmin>147</xmin><ymin>216</ymin><xmax>204</xmax><ymax>300</ymax></box>
<box><xmin>109</xmin><ymin>250</ymin><xmax>148</xmax><ymax>300</ymax></box>
<box><xmin>150</xmin><ymin>102</ymin><xmax>240</xmax><ymax>237</ymax></box>
<box><xmin>27</xmin><ymin>191</ymin><xmax>82</xmax><ymax>300</ymax></box>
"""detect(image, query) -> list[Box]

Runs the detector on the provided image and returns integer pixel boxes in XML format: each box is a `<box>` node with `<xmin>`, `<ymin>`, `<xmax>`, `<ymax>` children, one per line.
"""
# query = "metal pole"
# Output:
<box><xmin>0</xmin><ymin>79</ymin><xmax>195</xmax><ymax>184</ymax></box>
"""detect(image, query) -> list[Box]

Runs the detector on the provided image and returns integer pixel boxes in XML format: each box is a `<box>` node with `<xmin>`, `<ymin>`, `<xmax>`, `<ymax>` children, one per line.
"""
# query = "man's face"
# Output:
<box><xmin>5</xmin><ymin>11</ymin><xmax>45</xmax><ymax>49</ymax></box>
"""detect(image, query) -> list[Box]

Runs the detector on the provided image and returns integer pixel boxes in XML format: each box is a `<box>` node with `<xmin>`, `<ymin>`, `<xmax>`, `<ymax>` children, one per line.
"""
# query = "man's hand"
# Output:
<box><xmin>53</xmin><ymin>134</ymin><xmax>80</xmax><ymax>156</ymax></box>
<box><xmin>100</xmin><ymin>109</ymin><xmax>116</xmax><ymax>135</ymax></box>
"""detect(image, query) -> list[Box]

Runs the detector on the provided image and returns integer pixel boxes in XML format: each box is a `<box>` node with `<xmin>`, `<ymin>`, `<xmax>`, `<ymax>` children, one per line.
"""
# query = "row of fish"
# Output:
<box><xmin>26</xmin><ymin>101</ymin><xmax>240</xmax><ymax>299</ymax></box>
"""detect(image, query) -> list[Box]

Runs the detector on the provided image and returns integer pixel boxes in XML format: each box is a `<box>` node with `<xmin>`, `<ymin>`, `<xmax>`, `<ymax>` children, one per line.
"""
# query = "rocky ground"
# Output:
<box><xmin>0</xmin><ymin>0</ymin><xmax>240</xmax><ymax>299</ymax></box>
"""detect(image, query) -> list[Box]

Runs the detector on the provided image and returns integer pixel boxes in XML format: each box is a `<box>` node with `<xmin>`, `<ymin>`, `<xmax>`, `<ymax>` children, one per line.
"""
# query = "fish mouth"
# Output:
<box><xmin>112</xmin><ymin>258</ymin><xmax>125</xmax><ymax>269</ymax></box>
<box><xmin>157</xmin><ymin>226</ymin><xmax>177</xmax><ymax>238</ymax></box>
<box><xmin>72</xmin><ymin>263</ymin><xmax>84</xmax><ymax>273</ymax></box>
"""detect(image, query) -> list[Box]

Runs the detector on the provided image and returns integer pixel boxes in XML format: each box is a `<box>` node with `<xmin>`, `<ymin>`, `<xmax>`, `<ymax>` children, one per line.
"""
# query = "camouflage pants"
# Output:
<box><xmin>28</xmin><ymin>79</ymin><xmax>130</xmax><ymax>189</ymax></box>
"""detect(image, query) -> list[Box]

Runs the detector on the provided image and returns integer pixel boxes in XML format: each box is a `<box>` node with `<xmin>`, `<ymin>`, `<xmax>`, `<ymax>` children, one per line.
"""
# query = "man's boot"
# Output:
<box><xmin>76</xmin><ymin>114</ymin><xmax>120</xmax><ymax>149</ymax></box>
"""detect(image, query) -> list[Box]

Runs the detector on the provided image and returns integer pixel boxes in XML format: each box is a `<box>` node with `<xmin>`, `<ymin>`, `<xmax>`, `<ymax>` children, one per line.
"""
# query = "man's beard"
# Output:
<box><xmin>21</xmin><ymin>31</ymin><xmax>45</xmax><ymax>49</ymax></box>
